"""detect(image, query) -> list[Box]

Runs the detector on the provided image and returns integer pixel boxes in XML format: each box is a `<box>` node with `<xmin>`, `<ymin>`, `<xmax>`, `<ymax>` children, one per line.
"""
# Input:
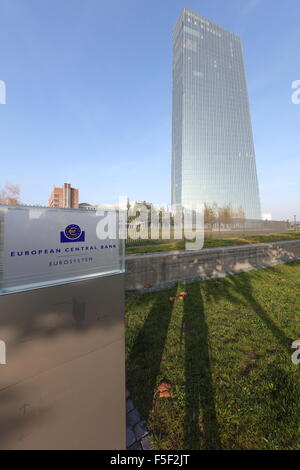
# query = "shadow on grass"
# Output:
<box><xmin>206</xmin><ymin>270</ymin><xmax>293</xmax><ymax>352</ymax></box>
<box><xmin>126</xmin><ymin>284</ymin><xmax>178</xmax><ymax>422</ymax></box>
<box><xmin>126</xmin><ymin>263</ymin><xmax>300</xmax><ymax>449</ymax></box>
<box><xmin>258</xmin><ymin>364</ymin><xmax>300</xmax><ymax>448</ymax></box>
<box><xmin>183</xmin><ymin>282</ymin><xmax>221</xmax><ymax>450</ymax></box>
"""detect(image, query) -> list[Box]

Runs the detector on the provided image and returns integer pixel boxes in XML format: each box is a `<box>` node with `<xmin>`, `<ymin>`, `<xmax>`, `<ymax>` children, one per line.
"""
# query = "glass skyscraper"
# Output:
<box><xmin>171</xmin><ymin>8</ymin><xmax>262</xmax><ymax>219</ymax></box>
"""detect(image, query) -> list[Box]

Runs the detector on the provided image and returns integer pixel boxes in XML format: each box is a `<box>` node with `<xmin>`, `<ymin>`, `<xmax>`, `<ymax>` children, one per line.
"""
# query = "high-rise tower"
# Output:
<box><xmin>171</xmin><ymin>8</ymin><xmax>261</xmax><ymax>219</ymax></box>
<box><xmin>48</xmin><ymin>183</ymin><xmax>79</xmax><ymax>209</ymax></box>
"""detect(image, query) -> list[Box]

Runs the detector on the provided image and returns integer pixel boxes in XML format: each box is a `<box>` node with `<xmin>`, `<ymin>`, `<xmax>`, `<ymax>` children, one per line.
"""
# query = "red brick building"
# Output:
<box><xmin>48</xmin><ymin>183</ymin><xmax>79</xmax><ymax>209</ymax></box>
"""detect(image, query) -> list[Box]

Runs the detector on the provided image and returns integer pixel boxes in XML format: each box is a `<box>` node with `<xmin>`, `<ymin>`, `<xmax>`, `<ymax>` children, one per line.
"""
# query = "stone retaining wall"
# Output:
<box><xmin>125</xmin><ymin>240</ymin><xmax>300</xmax><ymax>293</ymax></box>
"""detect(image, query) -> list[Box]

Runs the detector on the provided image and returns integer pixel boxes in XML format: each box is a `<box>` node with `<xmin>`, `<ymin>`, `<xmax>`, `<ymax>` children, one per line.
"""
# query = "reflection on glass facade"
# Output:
<box><xmin>171</xmin><ymin>8</ymin><xmax>262</xmax><ymax>219</ymax></box>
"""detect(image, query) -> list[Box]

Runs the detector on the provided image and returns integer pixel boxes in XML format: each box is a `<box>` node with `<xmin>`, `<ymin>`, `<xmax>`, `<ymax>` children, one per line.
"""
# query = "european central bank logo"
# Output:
<box><xmin>60</xmin><ymin>224</ymin><xmax>85</xmax><ymax>243</ymax></box>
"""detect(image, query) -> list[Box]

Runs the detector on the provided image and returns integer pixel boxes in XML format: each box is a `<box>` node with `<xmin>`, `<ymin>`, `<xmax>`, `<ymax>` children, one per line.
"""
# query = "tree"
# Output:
<box><xmin>0</xmin><ymin>183</ymin><xmax>21</xmax><ymax>205</ymax></box>
<box><xmin>235</xmin><ymin>205</ymin><xmax>246</xmax><ymax>221</ymax></box>
<box><xmin>204</xmin><ymin>203</ymin><xmax>217</xmax><ymax>229</ymax></box>
<box><xmin>218</xmin><ymin>204</ymin><xmax>234</xmax><ymax>228</ymax></box>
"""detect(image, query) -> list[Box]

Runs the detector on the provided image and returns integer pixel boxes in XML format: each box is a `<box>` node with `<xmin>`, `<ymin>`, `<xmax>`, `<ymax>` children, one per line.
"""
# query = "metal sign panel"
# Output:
<box><xmin>0</xmin><ymin>206</ymin><xmax>124</xmax><ymax>294</ymax></box>
<box><xmin>0</xmin><ymin>274</ymin><xmax>126</xmax><ymax>449</ymax></box>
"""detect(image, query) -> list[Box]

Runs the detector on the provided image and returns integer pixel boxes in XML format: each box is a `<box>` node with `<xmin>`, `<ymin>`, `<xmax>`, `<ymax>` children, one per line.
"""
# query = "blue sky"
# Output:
<box><xmin>0</xmin><ymin>0</ymin><xmax>299</xmax><ymax>220</ymax></box>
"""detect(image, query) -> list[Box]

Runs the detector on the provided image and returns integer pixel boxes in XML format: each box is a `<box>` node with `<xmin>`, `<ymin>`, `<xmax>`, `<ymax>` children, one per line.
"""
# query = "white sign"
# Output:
<box><xmin>0</xmin><ymin>206</ymin><xmax>124</xmax><ymax>294</ymax></box>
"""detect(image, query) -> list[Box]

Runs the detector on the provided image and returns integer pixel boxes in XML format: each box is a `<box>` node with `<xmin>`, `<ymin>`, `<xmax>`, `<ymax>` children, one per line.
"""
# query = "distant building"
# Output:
<box><xmin>79</xmin><ymin>202</ymin><xmax>95</xmax><ymax>210</ymax></box>
<box><xmin>78</xmin><ymin>203</ymin><xmax>120</xmax><ymax>211</ymax></box>
<box><xmin>262</xmin><ymin>213</ymin><xmax>272</xmax><ymax>221</ymax></box>
<box><xmin>48</xmin><ymin>183</ymin><xmax>79</xmax><ymax>209</ymax></box>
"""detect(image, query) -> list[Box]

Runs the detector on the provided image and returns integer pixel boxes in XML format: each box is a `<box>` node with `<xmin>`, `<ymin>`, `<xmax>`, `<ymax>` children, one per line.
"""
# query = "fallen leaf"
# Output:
<box><xmin>157</xmin><ymin>382</ymin><xmax>172</xmax><ymax>398</ymax></box>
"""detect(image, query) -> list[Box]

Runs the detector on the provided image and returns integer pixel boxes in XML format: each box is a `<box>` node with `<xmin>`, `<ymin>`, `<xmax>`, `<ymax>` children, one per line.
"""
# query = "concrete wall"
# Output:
<box><xmin>0</xmin><ymin>274</ymin><xmax>125</xmax><ymax>450</ymax></box>
<box><xmin>125</xmin><ymin>240</ymin><xmax>300</xmax><ymax>292</ymax></box>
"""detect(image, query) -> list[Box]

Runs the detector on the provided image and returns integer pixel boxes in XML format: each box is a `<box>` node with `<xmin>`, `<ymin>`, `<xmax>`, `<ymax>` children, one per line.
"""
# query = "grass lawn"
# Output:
<box><xmin>125</xmin><ymin>231</ymin><xmax>300</xmax><ymax>255</ymax></box>
<box><xmin>126</xmin><ymin>261</ymin><xmax>300</xmax><ymax>450</ymax></box>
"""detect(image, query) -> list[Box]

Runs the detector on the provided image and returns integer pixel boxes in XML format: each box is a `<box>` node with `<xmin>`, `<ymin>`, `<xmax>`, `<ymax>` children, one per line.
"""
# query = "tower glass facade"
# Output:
<box><xmin>171</xmin><ymin>8</ymin><xmax>261</xmax><ymax>219</ymax></box>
